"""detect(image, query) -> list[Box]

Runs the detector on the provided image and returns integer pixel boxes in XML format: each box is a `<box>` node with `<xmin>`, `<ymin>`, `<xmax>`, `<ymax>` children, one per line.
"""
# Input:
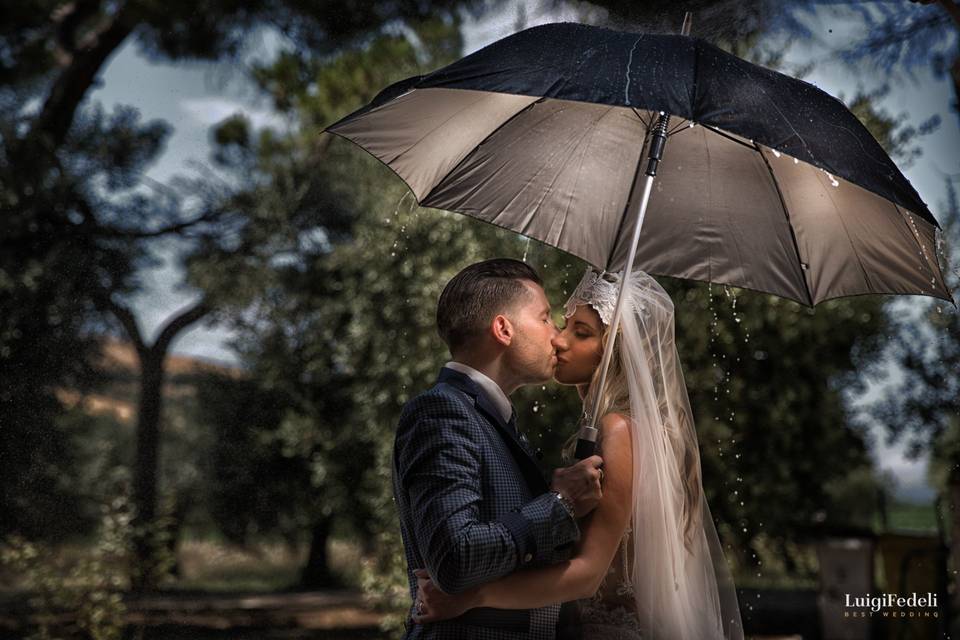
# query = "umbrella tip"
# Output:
<box><xmin>681</xmin><ymin>12</ymin><xmax>693</xmax><ymax>36</ymax></box>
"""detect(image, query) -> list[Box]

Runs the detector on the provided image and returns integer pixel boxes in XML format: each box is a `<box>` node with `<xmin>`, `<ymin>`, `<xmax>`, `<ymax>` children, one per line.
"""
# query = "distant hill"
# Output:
<box><xmin>56</xmin><ymin>337</ymin><xmax>245</xmax><ymax>424</ymax></box>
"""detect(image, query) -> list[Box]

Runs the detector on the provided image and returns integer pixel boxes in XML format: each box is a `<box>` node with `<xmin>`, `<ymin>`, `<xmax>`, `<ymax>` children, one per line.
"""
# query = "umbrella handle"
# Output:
<box><xmin>575</xmin><ymin>112</ymin><xmax>671</xmax><ymax>460</ymax></box>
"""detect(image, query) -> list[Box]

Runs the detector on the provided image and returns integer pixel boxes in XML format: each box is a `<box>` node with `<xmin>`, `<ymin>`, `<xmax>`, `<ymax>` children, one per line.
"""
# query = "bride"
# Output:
<box><xmin>413</xmin><ymin>267</ymin><xmax>744</xmax><ymax>640</ymax></box>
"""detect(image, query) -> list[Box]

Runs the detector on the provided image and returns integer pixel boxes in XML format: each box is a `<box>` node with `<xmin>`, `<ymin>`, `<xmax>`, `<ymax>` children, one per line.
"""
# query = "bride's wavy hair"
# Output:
<box><xmin>571</xmin><ymin>273</ymin><xmax>704</xmax><ymax>556</ymax></box>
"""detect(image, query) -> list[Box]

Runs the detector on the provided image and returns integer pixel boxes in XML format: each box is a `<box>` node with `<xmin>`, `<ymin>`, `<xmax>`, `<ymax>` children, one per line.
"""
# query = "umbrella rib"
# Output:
<box><xmin>892</xmin><ymin>202</ymin><xmax>944</xmax><ymax>291</ymax></box>
<box><xmin>756</xmin><ymin>144</ymin><xmax>816</xmax><ymax>307</ymax></box>
<box><xmin>666</xmin><ymin>119</ymin><xmax>690</xmax><ymax>136</ymax></box>
<box><xmin>509</xmin><ymin>107</ymin><xmax>611</xmax><ymax>233</ymax></box>
<box><xmin>389</xmin><ymin>94</ymin><xmax>503</xmax><ymax>166</ymax></box>
<box><xmin>419</xmin><ymin>96</ymin><xmax>544</xmax><ymax>205</ymax></box>
<box><xmin>604</xmin><ymin>112</ymin><xmax>651</xmax><ymax>270</ymax></box>
<box><xmin>551</xmin><ymin>106</ymin><xmax>618</xmax><ymax>244</ymax></box>
<box><xmin>631</xmin><ymin>108</ymin><xmax>651</xmax><ymax>129</ymax></box>
<box><xmin>818</xmin><ymin>170</ymin><xmax>876</xmax><ymax>295</ymax></box>
<box><xmin>703</xmin><ymin>125</ymin><xmax>756</xmax><ymax>152</ymax></box>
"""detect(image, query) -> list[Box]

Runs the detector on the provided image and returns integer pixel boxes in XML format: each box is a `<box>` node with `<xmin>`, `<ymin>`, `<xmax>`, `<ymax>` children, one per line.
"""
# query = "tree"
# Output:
<box><xmin>848</xmin><ymin>1</ymin><xmax>959</xmax><ymax>121</ymax></box>
<box><xmin>1</xmin><ymin>0</ymin><xmax>492</xmax><ymax>591</ymax></box>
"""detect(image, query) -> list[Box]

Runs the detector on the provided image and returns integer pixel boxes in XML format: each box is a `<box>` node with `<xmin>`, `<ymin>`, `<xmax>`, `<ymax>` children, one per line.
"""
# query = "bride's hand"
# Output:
<box><xmin>412</xmin><ymin>568</ymin><xmax>479</xmax><ymax>623</ymax></box>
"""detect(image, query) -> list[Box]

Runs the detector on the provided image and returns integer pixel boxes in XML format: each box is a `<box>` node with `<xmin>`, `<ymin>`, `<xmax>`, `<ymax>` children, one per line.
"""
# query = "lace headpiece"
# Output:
<box><xmin>564</xmin><ymin>268</ymin><xmax>621</xmax><ymax>326</ymax></box>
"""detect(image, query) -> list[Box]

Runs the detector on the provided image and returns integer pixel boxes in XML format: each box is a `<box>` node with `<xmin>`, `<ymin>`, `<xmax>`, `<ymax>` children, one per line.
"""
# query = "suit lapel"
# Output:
<box><xmin>437</xmin><ymin>368</ymin><xmax>548</xmax><ymax>494</ymax></box>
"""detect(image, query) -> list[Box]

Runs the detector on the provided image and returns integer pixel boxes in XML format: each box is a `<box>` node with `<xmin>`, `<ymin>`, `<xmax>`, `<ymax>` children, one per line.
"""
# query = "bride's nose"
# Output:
<box><xmin>552</xmin><ymin>332</ymin><xmax>568</xmax><ymax>351</ymax></box>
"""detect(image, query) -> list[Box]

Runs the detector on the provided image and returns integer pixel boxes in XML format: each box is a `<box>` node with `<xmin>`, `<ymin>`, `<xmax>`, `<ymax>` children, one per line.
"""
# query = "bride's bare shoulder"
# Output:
<box><xmin>597</xmin><ymin>413</ymin><xmax>633</xmax><ymax>454</ymax></box>
<box><xmin>599</xmin><ymin>412</ymin><xmax>630</xmax><ymax>438</ymax></box>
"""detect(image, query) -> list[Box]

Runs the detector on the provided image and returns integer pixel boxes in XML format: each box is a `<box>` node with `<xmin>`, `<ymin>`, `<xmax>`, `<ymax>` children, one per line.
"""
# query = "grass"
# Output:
<box><xmin>0</xmin><ymin>536</ymin><xmax>367</xmax><ymax>596</ymax></box>
<box><xmin>885</xmin><ymin>500</ymin><xmax>941</xmax><ymax>533</ymax></box>
<box><xmin>173</xmin><ymin>539</ymin><xmax>305</xmax><ymax>591</ymax></box>
<box><xmin>174</xmin><ymin>537</ymin><xmax>367</xmax><ymax>592</ymax></box>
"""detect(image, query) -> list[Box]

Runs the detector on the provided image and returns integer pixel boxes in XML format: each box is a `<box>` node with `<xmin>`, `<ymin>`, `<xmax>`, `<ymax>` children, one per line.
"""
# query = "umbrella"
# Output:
<box><xmin>326</xmin><ymin>19</ymin><xmax>953</xmax><ymax>443</ymax></box>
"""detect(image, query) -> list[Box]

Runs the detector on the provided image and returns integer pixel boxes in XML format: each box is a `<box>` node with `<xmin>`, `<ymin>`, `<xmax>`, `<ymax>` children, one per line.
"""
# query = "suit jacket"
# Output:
<box><xmin>393</xmin><ymin>367</ymin><xmax>581</xmax><ymax>639</ymax></box>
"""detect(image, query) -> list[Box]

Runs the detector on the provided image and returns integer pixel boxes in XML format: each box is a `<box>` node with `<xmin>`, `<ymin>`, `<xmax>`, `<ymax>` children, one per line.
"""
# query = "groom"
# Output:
<box><xmin>393</xmin><ymin>258</ymin><xmax>604</xmax><ymax>640</ymax></box>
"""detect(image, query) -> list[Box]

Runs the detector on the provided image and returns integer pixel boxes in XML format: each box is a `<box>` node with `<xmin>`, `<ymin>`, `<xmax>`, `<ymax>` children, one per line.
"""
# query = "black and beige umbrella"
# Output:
<box><xmin>326</xmin><ymin>20</ymin><xmax>953</xmax><ymax>443</ymax></box>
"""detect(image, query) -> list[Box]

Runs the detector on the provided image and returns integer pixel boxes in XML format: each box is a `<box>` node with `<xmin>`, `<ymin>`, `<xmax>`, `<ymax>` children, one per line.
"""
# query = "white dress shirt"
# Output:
<box><xmin>444</xmin><ymin>361</ymin><xmax>514</xmax><ymax>425</ymax></box>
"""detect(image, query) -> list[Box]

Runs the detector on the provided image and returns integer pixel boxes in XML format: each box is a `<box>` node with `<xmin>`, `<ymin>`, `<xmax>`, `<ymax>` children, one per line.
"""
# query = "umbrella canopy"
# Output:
<box><xmin>327</xmin><ymin>22</ymin><xmax>951</xmax><ymax>307</ymax></box>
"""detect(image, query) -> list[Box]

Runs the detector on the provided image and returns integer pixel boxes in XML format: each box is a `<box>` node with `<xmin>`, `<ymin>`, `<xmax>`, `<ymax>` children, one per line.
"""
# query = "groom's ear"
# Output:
<box><xmin>490</xmin><ymin>314</ymin><xmax>514</xmax><ymax>347</ymax></box>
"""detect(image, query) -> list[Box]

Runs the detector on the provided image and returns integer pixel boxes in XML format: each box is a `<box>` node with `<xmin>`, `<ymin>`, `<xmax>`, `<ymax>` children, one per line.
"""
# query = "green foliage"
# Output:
<box><xmin>359</xmin><ymin>526</ymin><xmax>412</xmax><ymax>633</ymax></box>
<box><xmin>1</xmin><ymin>484</ymin><xmax>132</xmax><ymax>640</ymax></box>
<box><xmin>193</xmin><ymin>372</ymin><xmax>310</xmax><ymax>546</ymax></box>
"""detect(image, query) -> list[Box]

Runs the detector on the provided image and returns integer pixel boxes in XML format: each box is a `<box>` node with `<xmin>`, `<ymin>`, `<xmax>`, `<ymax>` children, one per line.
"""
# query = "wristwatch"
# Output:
<box><xmin>551</xmin><ymin>490</ymin><xmax>576</xmax><ymax>519</ymax></box>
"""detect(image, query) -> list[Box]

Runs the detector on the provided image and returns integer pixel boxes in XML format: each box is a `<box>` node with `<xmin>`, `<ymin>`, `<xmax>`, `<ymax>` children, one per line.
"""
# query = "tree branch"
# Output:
<box><xmin>154</xmin><ymin>301</ymin><xmax>212</xmax><ymax>356</ymax></box>
<box><xmin>97</xmin><ymin>209</ymin><xmax>226</xmax><ymax>239</ymax></box>
<box><xmin>935</xmin><ymin>0</ymin><xmax>960</xmax><ymax>29</ymax></box>
<box><xmin>31</xmin><ymin>3</ymin><xmax>135</xmax><ymax>149</ymax></box>
<box><xmin>52</xmin><ymin>0</ymin><xmax>103</xmax><ymax>61</ymax></box>
<box><xmin>93</xmin><ymin>290</ymin><xmax>147</xmax><ymax>356</ymax></box>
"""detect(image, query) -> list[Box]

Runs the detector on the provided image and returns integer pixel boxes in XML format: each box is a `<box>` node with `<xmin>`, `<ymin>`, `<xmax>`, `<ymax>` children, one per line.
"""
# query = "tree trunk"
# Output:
<box><xmin>300</xmin><ymin>516</ymin><xmax>339</xmax><ymax>589</ymax></box>
<box><xmin>131</xmin><ymin>349</ymin><xmax>165</xmax><ymax>592</ymax></box>
<box><xmin>163</xmin><ymin>493</ymin><xmax>193</xmax><ymax>579</ymax></box>
<box><xmin>104</xmin><ymin>299</ymin><xmax>210</xmax><ymax>592</ymax></box>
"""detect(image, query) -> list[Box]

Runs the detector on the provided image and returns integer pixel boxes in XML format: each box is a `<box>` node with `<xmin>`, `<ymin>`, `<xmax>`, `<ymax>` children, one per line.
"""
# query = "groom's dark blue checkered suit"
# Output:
<box><xmin>394</xmin><ymin>366</ymin><xmax>581</xmax><ymax>639</ymax></box>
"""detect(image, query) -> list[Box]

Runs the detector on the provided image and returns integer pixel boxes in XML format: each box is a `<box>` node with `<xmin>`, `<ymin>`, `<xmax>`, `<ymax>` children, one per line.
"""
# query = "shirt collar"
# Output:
<box><xmin>444</xmin><ymin>361</ymin><xmax>513</xmax><ymax>425</ymax></box>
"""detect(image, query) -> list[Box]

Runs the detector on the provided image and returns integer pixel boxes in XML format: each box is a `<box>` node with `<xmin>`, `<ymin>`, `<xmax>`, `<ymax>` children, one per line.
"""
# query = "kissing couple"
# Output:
<box><xmin>393</xmin><ymin>258</ymin><xmax>744</xmax><ymax>640</ymax></box>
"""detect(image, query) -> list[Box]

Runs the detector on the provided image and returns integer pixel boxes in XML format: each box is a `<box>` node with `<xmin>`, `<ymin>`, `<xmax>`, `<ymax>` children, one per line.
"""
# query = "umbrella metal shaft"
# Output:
<box><xmin>576</xmin><ymin>112</ymin><xmax>670</xmax><ymax>458</ymax></box>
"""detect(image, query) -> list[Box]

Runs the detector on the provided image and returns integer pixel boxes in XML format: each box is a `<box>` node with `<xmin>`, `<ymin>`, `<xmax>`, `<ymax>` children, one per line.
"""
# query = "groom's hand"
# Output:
<box><xmin>550</xmin><ymin>455</ymin><xmax>604</xmax><ymax>518</ymax></box>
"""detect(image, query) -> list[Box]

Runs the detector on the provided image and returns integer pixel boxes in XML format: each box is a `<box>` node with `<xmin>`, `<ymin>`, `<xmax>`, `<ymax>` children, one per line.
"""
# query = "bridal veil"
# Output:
<box><xmin>564</xmin><ymin>268</ymin><xmax>745</xmax><ymax>640</ymax></box>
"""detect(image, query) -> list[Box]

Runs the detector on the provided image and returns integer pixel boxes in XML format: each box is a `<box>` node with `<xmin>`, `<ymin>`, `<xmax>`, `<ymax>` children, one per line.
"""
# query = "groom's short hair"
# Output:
<box><xmin>437</xmin><ymin>258</ymin><xmax>544</xmax><ymax>354</ymax></box>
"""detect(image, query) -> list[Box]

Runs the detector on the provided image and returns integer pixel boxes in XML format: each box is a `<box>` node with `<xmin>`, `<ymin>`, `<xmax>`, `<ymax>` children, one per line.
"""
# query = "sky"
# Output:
<box><xmin>88</xmin><ymin>0</ymin><xmax>959</xmax><ymax>502</ymax></box>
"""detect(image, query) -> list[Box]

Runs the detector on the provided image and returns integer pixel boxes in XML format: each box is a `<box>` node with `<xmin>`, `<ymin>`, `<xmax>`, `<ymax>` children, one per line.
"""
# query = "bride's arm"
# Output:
<box><xmin>416</xmin><ymin>413</ymin><xmax>633</xmax><ymax>618</ymax></box>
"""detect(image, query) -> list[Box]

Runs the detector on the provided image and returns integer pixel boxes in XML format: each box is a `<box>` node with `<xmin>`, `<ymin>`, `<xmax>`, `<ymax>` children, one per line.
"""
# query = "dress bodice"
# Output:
<box><xmin>562</xmin><ymin>427</ymin><xmax>645</xmax><ymax>639</ymax></box>
<box><xmin>577</xmin><ymin>521</ymin><xmax>644</xmax><ymax>638</ymax></box>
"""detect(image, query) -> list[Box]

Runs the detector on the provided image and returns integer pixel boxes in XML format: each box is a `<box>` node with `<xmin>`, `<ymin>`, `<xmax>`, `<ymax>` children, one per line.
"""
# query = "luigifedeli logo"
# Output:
<box><xmin>843</xmin><ymin>592</ymin><xmax>940</xmax><ymax>618</ymax></box>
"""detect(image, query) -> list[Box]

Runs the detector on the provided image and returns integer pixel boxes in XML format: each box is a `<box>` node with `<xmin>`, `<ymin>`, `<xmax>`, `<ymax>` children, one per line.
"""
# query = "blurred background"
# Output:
<box><xmin>1</xmin><ymin>1</ymin><xmax>958</xmax><ymax>638</ymax></box>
